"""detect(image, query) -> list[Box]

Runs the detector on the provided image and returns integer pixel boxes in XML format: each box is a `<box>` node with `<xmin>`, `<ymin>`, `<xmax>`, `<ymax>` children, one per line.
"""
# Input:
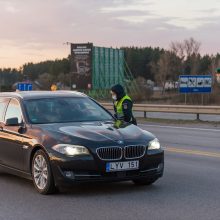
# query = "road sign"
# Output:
<box><xmin>179</xmin><ymin>75</ymin><xmax>212</xmax><ymax>93</ymax></box>
<box><xmin>17</xmin><ymin>83</ymin><xmax>33</xmax><ymax>91</ymax></box>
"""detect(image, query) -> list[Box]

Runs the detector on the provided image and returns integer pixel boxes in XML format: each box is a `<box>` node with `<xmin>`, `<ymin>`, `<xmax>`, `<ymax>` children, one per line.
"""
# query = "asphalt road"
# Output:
<box><xmin>133</xmin><ymin>111</ymin><xmax>220</xmax><ymax>122</ymax></box>
<box><xmin>0</xmin><ymin>123</ymin><xmax>220</xmax><ymax>220</ymax></box>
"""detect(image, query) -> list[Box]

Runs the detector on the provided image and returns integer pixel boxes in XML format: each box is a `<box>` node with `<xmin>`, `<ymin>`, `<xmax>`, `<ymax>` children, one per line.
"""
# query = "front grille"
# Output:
<box><xmin>124</xmin><ymin>145</ymin><xmax>146</xmax><ymax>159</ymax></box>
<box><xmin>96</xmin><ymin>147</ymin><xmax>122</xmax><ymax>160</ymax></box>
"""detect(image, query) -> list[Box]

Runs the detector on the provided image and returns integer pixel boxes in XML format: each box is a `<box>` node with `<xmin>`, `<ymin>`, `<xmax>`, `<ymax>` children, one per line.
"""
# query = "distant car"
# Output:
<box><xmin>0</xmin><ymin>91</ymin><xmax>164</xmax><ymax>194</ymax></box>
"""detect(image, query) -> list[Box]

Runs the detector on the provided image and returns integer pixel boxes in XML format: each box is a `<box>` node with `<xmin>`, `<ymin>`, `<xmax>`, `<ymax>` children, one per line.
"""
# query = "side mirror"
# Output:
<box><xmin>5</xmin><ymin>117</ymin><xmax>19</xmax><ymax>126</ymax></box>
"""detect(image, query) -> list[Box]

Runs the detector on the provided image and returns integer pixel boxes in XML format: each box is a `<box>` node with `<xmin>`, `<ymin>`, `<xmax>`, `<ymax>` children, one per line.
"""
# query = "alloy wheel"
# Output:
<box><xmin>33</xmin><ymin>155</ymin><xmax>48</xmax><ymax>190</ymax></box>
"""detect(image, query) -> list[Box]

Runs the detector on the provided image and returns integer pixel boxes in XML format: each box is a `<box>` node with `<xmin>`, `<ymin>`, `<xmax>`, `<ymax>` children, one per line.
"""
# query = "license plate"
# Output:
<box><xmin>106</xmin><ymin>160</ymin><xmax>139</xmax><ymax>172</ymax></box>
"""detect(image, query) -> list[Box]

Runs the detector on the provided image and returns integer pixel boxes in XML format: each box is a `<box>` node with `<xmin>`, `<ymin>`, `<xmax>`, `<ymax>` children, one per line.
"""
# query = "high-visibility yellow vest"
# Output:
<box><xmin>114</xmin><ymin>95</ymin><xmax>132</xmax><ymax>118</ymax></box>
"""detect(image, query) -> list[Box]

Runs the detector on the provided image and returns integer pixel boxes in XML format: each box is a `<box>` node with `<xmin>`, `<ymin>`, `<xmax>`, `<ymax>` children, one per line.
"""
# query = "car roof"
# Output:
<box><xmin>0</xmin><ymin>90</ymin><xmax>87</xmax><ymax>100</ymax></box>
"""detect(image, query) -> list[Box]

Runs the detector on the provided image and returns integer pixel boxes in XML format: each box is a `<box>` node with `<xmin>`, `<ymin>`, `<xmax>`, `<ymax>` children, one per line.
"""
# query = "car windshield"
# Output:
<box><xmin>24</xmin><ymin>97</ymin><xmax>113</xmax><ymax>124</ymax></box>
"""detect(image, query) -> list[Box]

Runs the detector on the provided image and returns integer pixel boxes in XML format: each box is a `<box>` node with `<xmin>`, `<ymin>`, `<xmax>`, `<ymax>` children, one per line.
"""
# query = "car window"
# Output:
<box><xmin>5</xmin><ymin>99</ymin><xmax>23</xmax><ymax>124</ymax></box>
<box><xmin>24</xmin><ymin>97</ymin><xmax>113</xmax><ymax>124</ymax></box>
<box><xmin>0</xmin><ymin>98</ymin><xmax>9</xmax><ymax>122</ymax></box>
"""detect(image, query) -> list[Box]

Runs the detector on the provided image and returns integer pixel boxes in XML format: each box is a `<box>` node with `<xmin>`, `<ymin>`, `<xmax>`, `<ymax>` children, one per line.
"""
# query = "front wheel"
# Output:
<box><xmin>32</xmin><ymin>150</ymin><xmax>57</xmax><ymax>194</ymax></box>
<box><xmin>132</xmin><ymin>177</ymin><xmax>158</xmax><ymax>186</ymax></box>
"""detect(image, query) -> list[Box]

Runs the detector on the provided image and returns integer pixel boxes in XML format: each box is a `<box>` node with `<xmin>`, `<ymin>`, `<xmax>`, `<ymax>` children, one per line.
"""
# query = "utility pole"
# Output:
<box><xmin>63</xmin><ymin>42</ymin><xmax>73</xmax><ymax>90</ymax></box>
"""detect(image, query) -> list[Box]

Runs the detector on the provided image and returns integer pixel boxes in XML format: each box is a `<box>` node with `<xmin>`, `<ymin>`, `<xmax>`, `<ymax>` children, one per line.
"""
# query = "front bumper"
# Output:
<box><xmin>49</xmin><ymin>150</ymin><xmax>164</xmax><ymax>187</ymax></box>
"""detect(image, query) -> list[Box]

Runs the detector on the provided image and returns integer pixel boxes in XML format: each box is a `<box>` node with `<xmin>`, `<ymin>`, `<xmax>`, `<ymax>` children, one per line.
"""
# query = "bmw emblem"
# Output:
<box><xmin>117</xmin><ymin>140</ymin><xmax>124</xmax><ymax>145</ymax></box>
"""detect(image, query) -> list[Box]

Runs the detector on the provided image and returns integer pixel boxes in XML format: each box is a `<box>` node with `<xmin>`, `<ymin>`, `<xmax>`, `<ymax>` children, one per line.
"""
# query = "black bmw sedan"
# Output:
<box><xmin>0</xmin><ymin>91</ymin><xmax>164</xmax><ymax>194</ymax></box>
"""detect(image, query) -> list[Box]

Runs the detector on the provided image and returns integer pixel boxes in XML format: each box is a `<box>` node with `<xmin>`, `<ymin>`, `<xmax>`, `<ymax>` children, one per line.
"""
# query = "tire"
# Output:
<box><xmin>132</xmin><ymin>177</ymin><xmax>158</xmax><ymax>186</ymax></box>
<box><xmin>31</xmin><ymin>149</ymin><xmax>57</xmax><ymax>194</ymax></box>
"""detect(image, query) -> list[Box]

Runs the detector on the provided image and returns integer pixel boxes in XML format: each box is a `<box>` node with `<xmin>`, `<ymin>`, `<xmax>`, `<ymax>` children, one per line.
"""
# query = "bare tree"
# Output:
<box><xmin>170</xmin><ymin>41</ymin><xmax>185</xmax><ymax>60</ymax></box>
<box><xmin>170</xmin><ymin>37</ymin><xmax>201</xmax><ymax>59</ymax></box>
<box><xmin>153</xmin><ymin>51</ymin><xmax>172</xmax><ymax>95</ymax></box>
<box><xmin>170</xmin><ymin>37</ymin><xmax>201</xmax><ymax>75</ymax></box>
<box><xmin>184</xmin><ymin>38</ymin><xmax>201</xmax><ymax>57</ymax></box>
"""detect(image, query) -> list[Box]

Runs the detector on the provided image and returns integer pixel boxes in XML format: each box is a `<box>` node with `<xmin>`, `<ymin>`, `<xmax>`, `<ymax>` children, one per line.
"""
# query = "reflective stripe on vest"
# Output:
<box><xmin>114</xmin><ymin>95</ymin><xmax>132</xmax><ymax>118</ymax></box>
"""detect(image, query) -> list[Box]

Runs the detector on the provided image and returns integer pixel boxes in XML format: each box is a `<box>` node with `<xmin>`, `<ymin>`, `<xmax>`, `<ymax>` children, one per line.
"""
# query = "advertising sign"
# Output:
<box><xmin>179</xmin><ymin>75</ymin><xmax>212</xmax><ymax>93</ymax></box>
<box><xmin>71</xmin><ymin>43</ymin><xmax>93</xmax><ymax>89</ymax></box>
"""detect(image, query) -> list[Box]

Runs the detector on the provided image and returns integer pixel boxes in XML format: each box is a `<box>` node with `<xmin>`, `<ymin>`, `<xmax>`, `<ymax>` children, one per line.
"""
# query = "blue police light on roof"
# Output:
<box><xmin>17</xmin><ymin>83</ymin><xmax>33</xmax><ymax>91</ymax></box>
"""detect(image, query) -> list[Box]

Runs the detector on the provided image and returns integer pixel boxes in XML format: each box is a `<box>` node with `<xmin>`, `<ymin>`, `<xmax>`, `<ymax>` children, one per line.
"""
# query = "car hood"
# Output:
<box><xmin>40</xmin><ymin>121</ymin><xmax>154</xmax><ymax>144</ymax></box>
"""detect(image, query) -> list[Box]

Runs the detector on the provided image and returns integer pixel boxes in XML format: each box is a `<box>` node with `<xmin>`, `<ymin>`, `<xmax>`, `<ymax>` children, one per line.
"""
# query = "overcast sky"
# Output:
<box><xmin>1</xmin><ymin>0</ymin><xmax>220</xmax><ymax>68</ymax></box>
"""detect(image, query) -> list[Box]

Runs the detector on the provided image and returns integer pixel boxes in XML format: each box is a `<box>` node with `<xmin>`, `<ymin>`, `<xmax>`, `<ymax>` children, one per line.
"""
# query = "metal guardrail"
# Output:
<box><xmin>101</xmin><ymin>103</ymin><xmax>220</xmax><ymax>120</ymax></box>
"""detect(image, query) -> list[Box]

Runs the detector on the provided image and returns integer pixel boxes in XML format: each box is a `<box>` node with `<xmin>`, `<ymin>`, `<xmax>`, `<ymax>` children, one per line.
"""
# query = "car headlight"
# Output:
<box><xmin>52</xmin><ymin>144</ymin><xmax>90</xmax><ymax>156</ymax></box>
<box><xmin>148</xmin><ymin>138</ymin><xmax>161</xmax><ymax>150</ymax></box>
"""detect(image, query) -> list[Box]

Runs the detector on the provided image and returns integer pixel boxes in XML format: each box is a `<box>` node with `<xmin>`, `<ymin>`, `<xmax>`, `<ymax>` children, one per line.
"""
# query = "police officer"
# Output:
<box><xmin>111</xmin><ymin>84</ymin><xmax>137</xmax><ymax>125</ymax></box>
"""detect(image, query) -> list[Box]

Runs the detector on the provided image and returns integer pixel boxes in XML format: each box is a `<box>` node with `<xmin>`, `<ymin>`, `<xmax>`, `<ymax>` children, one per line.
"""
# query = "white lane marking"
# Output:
<box><xmin>139</xmin><ymin>124</ymin><xmax>220</xmax><ymax>132</ymax></box>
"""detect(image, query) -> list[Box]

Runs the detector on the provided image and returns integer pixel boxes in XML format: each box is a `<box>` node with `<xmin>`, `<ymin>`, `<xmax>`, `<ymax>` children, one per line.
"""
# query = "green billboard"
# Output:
<box><xmin>92</xmin><ymin>47</ymin><xmax>125</xmax><ymax>89</ymax></box>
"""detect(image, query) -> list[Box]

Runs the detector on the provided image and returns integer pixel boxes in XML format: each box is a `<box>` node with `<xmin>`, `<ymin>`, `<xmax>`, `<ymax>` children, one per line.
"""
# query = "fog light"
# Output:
<box><xmin>64</xmin><ymin>171</ymin><xmax>75</xmax><ymax>179</ymax></box>
<box><xmin>157</xmin><ymin>163</ymin><xmax>164</xmax><ymax>171</ymax></box>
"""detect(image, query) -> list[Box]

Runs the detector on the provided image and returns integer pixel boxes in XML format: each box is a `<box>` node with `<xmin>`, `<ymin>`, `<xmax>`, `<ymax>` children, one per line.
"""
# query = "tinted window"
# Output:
<box><xmin>0</xmin><ymin>98</ymin><xmax>9</xmax><ymax>121</ymax></box>
<box><xmin>24</xmin><ymin>97</ymin><xmax>112</xmax><ymax>124</ymax></box>
<box><xmin>5</xmin><ymin>99</ymin><xmax>23</xmax><ymax>124</ymax></box>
